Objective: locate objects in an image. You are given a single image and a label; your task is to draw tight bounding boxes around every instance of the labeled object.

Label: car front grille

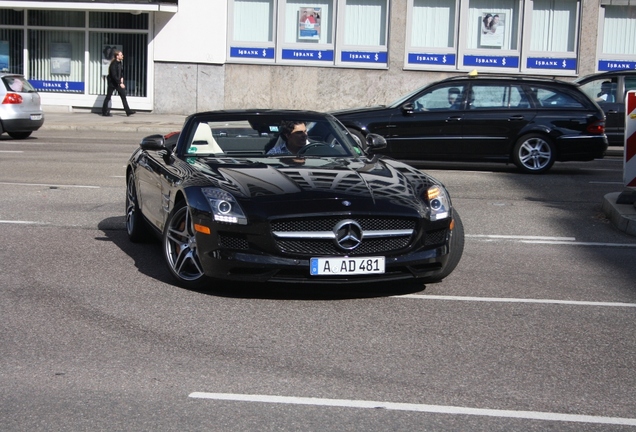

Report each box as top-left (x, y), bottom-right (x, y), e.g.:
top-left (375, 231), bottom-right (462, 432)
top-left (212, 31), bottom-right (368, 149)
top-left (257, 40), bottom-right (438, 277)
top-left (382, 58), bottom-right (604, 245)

top-left (424, 228), bottom-right (448, 246)
top-left (271, 217), bottom-right (417, 256)
top-left (271, 217), bottom-right (416, 232)
top-left (219, 234), bottom-right (249, 250)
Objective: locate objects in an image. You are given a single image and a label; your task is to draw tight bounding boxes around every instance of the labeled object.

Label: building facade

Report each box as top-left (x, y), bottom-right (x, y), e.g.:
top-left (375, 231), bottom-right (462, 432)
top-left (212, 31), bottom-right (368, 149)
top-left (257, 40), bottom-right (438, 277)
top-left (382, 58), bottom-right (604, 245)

top-left (1, 0), bottom-right (635, 114)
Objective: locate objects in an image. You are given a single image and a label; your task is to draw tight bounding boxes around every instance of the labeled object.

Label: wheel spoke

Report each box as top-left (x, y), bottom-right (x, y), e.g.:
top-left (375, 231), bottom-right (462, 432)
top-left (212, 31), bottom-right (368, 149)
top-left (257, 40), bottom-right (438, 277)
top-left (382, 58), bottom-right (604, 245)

top-left (165, 206), bottom-right (204, 282)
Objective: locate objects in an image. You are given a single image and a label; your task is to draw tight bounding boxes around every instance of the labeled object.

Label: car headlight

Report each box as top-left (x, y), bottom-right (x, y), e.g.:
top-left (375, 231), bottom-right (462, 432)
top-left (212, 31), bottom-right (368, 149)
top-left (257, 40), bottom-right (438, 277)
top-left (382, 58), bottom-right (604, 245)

top-left (427, 185), bottom-right (450, 221)
top-left (202, 188), bottom-right (247, 225)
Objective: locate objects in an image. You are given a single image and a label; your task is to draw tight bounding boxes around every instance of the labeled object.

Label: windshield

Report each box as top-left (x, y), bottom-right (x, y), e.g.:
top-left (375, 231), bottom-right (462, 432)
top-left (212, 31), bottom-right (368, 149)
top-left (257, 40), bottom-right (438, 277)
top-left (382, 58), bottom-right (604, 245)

top-left (183, 115), bottom-right (360, 158)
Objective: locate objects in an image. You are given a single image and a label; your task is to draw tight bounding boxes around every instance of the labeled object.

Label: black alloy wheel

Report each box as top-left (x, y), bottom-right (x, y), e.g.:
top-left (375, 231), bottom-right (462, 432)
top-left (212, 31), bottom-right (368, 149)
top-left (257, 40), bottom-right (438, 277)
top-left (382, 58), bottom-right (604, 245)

top-left (163, 202), bottom-right (209, 288)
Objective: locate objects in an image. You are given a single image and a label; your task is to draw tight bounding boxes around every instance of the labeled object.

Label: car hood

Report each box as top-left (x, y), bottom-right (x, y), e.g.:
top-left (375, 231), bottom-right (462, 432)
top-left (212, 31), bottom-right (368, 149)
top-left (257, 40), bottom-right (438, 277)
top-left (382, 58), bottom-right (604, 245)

top-left (188, 156), bottom-right (439, 215)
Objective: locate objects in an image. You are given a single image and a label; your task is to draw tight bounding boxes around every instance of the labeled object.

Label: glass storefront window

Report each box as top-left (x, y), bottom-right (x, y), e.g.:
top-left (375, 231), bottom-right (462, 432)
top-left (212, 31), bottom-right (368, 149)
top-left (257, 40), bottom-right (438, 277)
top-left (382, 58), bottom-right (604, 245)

top-left (28, 30), bottom-right (85, 91)
top-left (602, 6), bottom-right (636, 56)
top-left (0, 9), bottom-right (24, 26)
top-left (232, 0), bottom-right (274, 42)
top-left (283, 0), bottom-right (333, 44)
top-left (410, 0), bottom-right (457, 49)
top-left (466, 0), bottom-right (519, 51)
top-left (1, 9), bottom-right (25, 73)
top-left (89, 12), bottom-right (149, 30)
top-left (530, 0), bottom-right (577, 53)
top-left (0, 29), bottom-right (23, 73)
top-left (344, 0), bottom-right (387, 46)
top-left (89, 32), bottom-right (148, 97)
top-left (28, 10), bottom-right (85, 27)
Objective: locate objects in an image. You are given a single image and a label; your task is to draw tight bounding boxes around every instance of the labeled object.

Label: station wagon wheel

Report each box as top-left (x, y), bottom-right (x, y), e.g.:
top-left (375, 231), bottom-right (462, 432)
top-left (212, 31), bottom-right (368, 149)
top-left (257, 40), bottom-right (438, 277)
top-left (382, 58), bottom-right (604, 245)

top-left (8, 131), bottom-right (32, 139)
top-left (163, 202), bottom-right (209, 288)
top-left (126, 172), bottom-right (150, 242)
top-left (512, 134), bottom-right (555, 174)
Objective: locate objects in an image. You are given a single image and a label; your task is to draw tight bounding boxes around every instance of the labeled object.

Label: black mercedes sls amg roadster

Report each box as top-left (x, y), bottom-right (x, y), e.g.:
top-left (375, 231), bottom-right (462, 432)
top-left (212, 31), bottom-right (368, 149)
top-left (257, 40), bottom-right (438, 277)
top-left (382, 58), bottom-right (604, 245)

top-left (125, 109), bottom-right (464, 288)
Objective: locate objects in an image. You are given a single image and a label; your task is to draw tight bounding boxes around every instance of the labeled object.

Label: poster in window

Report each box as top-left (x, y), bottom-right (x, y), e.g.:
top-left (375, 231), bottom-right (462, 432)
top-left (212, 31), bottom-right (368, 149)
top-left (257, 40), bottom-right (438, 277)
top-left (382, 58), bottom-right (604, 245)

top-left (480, 12), bottom-right (506, 48)
top-left (298, 7), bottom-right (321, 41)
top-left (102, 44), bottom-right (123, 76)
top-left (51, 43), bottom-right (72, 75)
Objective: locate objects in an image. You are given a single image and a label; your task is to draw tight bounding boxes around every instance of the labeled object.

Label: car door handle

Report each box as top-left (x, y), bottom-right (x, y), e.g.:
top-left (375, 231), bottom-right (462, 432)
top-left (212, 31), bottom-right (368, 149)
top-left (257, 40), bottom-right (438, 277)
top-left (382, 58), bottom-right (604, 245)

top-left (445, 116), bottom-right (462, 122)
top-left (508, 115), bottom-right (525, 121)
top-left (606, 110), bottom-right (618, 114)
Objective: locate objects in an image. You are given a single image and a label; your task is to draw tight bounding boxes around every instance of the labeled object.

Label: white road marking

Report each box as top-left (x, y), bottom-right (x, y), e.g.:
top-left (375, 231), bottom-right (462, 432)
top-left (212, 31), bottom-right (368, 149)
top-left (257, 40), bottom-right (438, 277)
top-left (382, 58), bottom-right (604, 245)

top-left (520, 240), bottom-right (636, 247)
top-left (466, 234), bottom-right (636, 248)
top-left (188, 392), bottom-right (636, 426)
top-left (0, 182), bottom-right (99, 189)
top-left (394, 295), bottom-right (636, 308)
top-left (0, 220), bottom-right (48, 225)
top-left (0, 150), bottom-right (23, 153)
top-left (589, 181), bottom-right (624, 184)
top-left (467, 234), bottom-right (576, 241)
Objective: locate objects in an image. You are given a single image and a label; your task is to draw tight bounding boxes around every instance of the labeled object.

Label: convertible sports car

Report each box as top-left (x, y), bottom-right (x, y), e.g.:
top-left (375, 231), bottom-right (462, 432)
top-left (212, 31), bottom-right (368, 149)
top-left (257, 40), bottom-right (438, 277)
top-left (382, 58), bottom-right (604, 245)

top-left (125, 110), bottom-right (464, 288)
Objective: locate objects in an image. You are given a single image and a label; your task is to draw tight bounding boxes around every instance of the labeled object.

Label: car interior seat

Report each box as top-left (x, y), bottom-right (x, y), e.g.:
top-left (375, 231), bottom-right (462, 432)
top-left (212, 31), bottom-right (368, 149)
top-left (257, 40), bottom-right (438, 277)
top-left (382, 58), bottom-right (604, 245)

top-left (191, 122), bottom-right (223, 154)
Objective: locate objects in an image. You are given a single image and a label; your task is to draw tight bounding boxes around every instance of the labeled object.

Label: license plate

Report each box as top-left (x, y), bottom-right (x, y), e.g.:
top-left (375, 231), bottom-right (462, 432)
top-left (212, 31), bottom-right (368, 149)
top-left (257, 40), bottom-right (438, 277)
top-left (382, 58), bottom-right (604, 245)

top-left (30, 114), bottom-right (42, 121)
top-left (310, 256), bottom-right (385, 276)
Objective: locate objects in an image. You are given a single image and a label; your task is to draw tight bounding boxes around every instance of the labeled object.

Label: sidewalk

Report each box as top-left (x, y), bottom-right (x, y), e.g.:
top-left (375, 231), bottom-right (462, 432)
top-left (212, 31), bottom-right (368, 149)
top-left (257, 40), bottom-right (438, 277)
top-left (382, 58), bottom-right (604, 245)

top-left (41, 109), bottom-right (187, 133)
top-left (39, 109), bottom-right (635, 236)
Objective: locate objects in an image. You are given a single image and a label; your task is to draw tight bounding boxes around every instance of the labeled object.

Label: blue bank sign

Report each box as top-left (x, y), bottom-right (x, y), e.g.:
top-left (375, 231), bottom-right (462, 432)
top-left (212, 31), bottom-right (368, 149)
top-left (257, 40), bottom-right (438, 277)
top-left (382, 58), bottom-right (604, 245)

top-left (598, 60), bottom-right (636, 71)
top-left (463, 55), bottom-right (519, 68)
top-left (230, 47), bottom-right (275, 60)
top-left (30, 80), bottom-right (84, 93)
top-left (526, 57), bottom-right (577, 71)
top-left (341, 51), bottom-right (387, 64)
top-left (407, 53), bottom-right (456, 67)
top-left (281, 49), bottom-right (334, 61)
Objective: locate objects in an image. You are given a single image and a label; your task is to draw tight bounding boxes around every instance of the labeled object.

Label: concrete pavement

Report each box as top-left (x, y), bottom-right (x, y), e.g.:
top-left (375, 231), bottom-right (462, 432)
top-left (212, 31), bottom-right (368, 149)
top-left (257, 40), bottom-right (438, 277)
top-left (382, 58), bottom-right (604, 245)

top-left (41, 109), bottom-right (187, 134)
top-left (38, 108), bottom-right (635, 236)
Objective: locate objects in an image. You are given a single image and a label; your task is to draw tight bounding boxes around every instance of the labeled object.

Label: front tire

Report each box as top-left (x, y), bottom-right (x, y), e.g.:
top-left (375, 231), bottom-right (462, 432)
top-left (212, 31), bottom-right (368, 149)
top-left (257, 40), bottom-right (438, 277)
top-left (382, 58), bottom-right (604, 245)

top-left (126, 172), bottom-right (150, 242)
top-left (421, 211), bottom-right (465, 284)
top-left (163, 202), bottom-right (210, 289)
top-left (512, 134), bottom-right (555, 174)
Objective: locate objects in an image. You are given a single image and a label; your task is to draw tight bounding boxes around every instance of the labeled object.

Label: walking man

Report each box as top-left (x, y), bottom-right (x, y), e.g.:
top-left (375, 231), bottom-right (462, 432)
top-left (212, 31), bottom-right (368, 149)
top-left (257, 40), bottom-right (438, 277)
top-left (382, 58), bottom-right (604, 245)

top-left (102, 50), bottom-right (135, 117)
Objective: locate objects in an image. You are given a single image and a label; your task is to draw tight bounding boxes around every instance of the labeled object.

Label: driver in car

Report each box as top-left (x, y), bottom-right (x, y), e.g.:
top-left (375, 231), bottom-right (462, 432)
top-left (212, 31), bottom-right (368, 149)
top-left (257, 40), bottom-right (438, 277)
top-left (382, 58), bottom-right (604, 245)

top-left (266, 120), bottom-right (308, 156)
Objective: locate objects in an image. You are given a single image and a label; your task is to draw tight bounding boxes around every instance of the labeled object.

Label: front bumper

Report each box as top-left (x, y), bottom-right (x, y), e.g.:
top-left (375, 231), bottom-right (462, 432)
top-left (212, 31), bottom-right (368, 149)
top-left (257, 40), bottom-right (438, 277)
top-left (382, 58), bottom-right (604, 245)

top-left (197, 243), bottom-right (449, 284)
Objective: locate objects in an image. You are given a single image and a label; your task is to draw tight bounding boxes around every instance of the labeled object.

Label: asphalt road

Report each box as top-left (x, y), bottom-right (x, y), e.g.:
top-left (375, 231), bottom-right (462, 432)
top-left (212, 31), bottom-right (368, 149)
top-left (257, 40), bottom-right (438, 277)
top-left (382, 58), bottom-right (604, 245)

top-left (1, 130), bottom-right (636, 431)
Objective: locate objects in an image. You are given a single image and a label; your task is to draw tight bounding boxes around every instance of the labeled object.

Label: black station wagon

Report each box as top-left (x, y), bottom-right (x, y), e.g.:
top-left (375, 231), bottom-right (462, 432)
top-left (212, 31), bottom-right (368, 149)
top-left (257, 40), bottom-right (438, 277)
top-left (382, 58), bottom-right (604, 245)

top-left (333, 74), bottom-right (608, 174)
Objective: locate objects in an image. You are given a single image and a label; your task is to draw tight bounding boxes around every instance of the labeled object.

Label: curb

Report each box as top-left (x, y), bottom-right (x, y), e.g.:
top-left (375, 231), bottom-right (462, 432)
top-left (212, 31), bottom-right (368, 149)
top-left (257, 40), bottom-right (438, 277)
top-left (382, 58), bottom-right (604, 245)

top-left (602, 192), bottom-right (636, 237)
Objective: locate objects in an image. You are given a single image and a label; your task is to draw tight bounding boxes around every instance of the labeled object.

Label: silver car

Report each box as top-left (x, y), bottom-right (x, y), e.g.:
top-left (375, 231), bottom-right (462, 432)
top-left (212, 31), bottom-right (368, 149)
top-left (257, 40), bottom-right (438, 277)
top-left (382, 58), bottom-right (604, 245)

top-left (0, 74), bottom-right (44, 139)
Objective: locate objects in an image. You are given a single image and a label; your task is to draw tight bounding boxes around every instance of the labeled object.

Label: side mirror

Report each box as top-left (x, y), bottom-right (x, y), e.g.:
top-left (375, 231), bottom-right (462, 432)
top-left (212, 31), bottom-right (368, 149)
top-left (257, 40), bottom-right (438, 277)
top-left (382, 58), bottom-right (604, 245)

top-left (365, 133), bottom-right (387, 151)
top-left (401, 102), bottom-right (416, 115)
top-left (140, 134), bottom-right (167, 151)
top-left (140, 134), bottom-right (174, 164)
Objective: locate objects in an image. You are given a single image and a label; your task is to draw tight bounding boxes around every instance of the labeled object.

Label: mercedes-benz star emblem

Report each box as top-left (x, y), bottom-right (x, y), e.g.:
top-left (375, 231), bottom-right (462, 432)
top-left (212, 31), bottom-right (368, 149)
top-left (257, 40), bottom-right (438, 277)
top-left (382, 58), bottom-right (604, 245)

top-left (333, 220), bottom-right (363, 251)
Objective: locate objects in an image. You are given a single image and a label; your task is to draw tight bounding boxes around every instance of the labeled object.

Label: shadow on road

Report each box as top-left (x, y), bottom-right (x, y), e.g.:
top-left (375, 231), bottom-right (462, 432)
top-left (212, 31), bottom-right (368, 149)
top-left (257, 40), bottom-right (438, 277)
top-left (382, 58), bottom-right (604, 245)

top-left (98, 216), bottom-right (427, 301)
